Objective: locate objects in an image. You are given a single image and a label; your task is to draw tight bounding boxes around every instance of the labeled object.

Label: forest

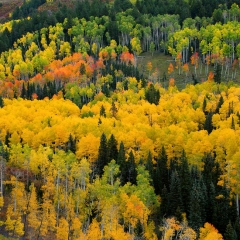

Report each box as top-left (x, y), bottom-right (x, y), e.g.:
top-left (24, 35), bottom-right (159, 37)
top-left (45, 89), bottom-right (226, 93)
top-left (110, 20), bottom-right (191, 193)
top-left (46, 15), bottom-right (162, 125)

top-left (0, 0), bottom-right (240, 239)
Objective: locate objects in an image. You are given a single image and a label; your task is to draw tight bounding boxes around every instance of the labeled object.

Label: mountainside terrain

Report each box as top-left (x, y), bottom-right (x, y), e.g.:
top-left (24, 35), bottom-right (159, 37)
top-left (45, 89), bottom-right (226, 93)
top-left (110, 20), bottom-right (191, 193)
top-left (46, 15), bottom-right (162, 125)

top-left (0, 0), bottom-right (240, 239)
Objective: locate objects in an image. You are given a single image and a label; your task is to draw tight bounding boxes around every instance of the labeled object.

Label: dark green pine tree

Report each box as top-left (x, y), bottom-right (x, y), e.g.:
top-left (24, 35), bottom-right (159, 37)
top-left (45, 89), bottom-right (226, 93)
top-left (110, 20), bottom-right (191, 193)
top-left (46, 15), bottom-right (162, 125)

top-left (231, 116), bottom-right (235, 130)
top-left (178, 150), bottom-right (191, 214)
top-left (202, 96), bottom-right (207, 114)
top-left (229, 197), bottom-right (238, 226)
top-left (110, 101), bottom-right (118, 118)
top-left (0, 95), bottom-right (4, 108)
top-left (96, 133), bottom-right (108, 177)
top-left (107, 134), bottom-right (118, 162)
top-left (189, 181), bottom-right (203, 232)
top-left (202, 153), bottom-right (220, 187)
top-left (117, 141), bottom-right (126, 185)
top-left (67, 134), bottom-right (76, 153)
top-left (21, 82), bottom-right (26, 99)
top-left (214, 63), bottom-right (222, 84)
top-left (122, 150), bottom-right (137, 185)
top-left (26, 82), bottom-right (31, 99)
top-left (5, 131), bottom-right (11, 148)
top-left (154, 146), bottom-right (169, 194)
top-left (145, 151), bottom-right (154, 185)
top-left (225, 222), bottom-right (238, 240)
top-left (145, 83), bottom-right (160, 105)
top-left (215, 184), bottom-right (231, 233)
top-left (43, 84), bottom-right (48, 98)
top-left (100, 105), bottom-right (106, 117)
top-left (233, 218), bottom-right (240, 240)
top-left (207, 182), bottom-right (217, 224)
top-left (199, 177), bottom-right (208, 224)
top-left (215, 95), bottom-right (224, 114)
top-left (204, 111), bottom-right (214, 134)
top-left (168, 170), bottom-right (183, 216)
top-left (190, 165), bottom-right (201, 181)
top-left (228, 101), bottom-right (234, 118)
top-left (80, 63), bottom-right (86, 75)
top-left (159, 185), bottom-right (169, 218)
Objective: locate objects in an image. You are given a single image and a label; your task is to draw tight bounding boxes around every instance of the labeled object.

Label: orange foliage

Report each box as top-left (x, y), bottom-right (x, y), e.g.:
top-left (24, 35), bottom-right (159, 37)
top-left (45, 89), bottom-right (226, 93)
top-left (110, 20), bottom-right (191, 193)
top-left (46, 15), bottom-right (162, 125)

top-left (207, 71), bottom-right (214, 82)
top-left (190, 52), bottom-right (199, 65)
top-left (168, 63), bottom-right (174, 74)
top-left (182, 63), bottom-right (189, 73)
top-left (119, 51), bottom-right (135, 65)
top-left (169, 78), bottom-right (175, 87)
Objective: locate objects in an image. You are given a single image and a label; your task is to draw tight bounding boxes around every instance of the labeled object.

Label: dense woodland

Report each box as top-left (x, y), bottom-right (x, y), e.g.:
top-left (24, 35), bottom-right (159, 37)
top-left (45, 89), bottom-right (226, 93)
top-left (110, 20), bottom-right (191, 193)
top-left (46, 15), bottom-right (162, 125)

top-left (0, 0), bottom-right (240, 239)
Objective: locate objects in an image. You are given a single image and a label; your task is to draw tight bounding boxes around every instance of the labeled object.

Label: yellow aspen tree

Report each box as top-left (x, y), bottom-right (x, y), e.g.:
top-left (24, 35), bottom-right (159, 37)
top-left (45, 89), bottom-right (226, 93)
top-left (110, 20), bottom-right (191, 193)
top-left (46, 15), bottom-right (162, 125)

top-left (56, 217), bottom-right (69, 240)
top-left (39, 175), bottom-right (56, 238)
top-left (199, 222), bottom-right (223, 240)
top-left (27, 184), bottom-right (40, 237)
top-left (86, 219), bottom-right (101, 240)
top-left (71, 217), bottom-right (85, 240)
top-left (5, 207), bottom-right (24, 237)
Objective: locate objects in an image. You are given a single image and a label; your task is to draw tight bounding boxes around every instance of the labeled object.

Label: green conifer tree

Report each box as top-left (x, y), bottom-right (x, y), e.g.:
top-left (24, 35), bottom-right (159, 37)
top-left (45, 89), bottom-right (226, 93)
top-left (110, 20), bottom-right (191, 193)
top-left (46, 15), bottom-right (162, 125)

top-left (154, 146), bottom-right (169, 194)
top-left (225, 222), bottom-right (237, 240)
top-left (168, 170), bottom-right (183, 216)
top-left (96, 133), bottom-right (108, 177)
top-left (107, 134), bottom-right (118, 162)
top-left (179, 150), bottom-right (191, 214)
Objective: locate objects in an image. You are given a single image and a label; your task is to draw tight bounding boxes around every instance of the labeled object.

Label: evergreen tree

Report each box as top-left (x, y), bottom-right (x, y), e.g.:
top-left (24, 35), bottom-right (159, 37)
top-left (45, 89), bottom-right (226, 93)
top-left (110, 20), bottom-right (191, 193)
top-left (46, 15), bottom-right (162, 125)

top-left (21, 83), bottom-right (26, 99)
top-left (110, 101), bottom-right (118, 118)
top-left (232, 116), bottom-right (235, 130)
top-left (100, 105), bottom-right (106, 117)
top-left (0, 96), bottom-right (3, 108)
top-left (207, 182), bottom-right (217, 224)
top-left (107, 134), bottom-right (118, 162)
top-left (67, 134), bottom-right (76, 153)
top-left (145, 151), bottom-right (154, 185)
top-left (179, 151), bottom-right (191, 214)
top-left (168, 170), bottom-right (183, 216)
top-left (122, 150), bottom-right (137, 185)
top-left (159, 185), bottom-right (169, 217)
top-left (215, 95), bottom-right (224, 114)
top-left (117, 141), bottom-right (126, 184)
top-left (215, 184), bottom-right (231, 233)
top-left (189, 181), bottom-right (203, 232)
top-left (145, 83), bottom-right (160, 105)
top-left (154, 146), bottom-right (169, 194)
top-left (202, 96), bottom-right (207, 113)
top-left (214, 63), bottom-right (222, 84)
top-left (204, 111), bottom-right (214, 134)
top-left (96, 133), bottom-right (108, 177)
top-left (225, 222), bottom-right (238, 240)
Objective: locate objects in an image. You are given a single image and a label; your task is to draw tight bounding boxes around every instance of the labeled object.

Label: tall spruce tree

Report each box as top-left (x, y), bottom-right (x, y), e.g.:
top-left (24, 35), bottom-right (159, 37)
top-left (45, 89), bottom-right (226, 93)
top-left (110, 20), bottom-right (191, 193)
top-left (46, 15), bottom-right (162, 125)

top-left (96, 133), bottom-right (108, 177)
top-left (159, 185), bottom-right (169, 218)
top-left (122, 150), bottom-right (137, 185)
top-left (117, 141), bottom-right (126, 185)
top-left (225, 222), bottom-right (238, 240)
top-left (168, 170), bottom-right (183, 216)
top-left (107, 134), bottom-right (118, 162)
top-left (215, 184), bottom-right (231, 234)
top-left (145, 151), bottom-right (154, 185)
top-left (179, 150), bottom-right (191, 214)
top-left (189, 181), bottom-right (203, 232)
top-left (154, 146), bottom-right (169, 194)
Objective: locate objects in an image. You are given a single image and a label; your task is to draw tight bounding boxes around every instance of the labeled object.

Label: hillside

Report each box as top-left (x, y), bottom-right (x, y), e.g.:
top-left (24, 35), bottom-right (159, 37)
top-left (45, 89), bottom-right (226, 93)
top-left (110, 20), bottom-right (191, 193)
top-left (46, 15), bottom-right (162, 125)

top-left (0, 0), bottom-right (23, 21)
top-left (0, 0), bottom-right (240, 239)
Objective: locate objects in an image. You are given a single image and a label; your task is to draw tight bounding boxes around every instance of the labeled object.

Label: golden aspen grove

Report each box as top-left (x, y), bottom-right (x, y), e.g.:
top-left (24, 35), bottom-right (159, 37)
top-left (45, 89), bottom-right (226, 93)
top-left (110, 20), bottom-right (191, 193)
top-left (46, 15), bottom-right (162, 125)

top-left (1, 0), bottom-right (240, 239)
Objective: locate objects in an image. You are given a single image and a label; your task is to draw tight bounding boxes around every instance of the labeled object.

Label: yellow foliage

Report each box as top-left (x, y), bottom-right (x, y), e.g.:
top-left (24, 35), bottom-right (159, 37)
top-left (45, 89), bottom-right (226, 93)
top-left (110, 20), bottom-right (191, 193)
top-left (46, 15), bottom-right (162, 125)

top-left (199, 222), bottom-right (223, 240)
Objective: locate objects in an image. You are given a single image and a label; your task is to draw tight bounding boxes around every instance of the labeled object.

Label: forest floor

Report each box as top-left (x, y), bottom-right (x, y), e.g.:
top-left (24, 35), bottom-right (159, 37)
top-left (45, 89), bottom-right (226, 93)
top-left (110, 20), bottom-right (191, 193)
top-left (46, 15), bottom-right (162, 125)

top-left (138, 51), bottom-right (240, 90)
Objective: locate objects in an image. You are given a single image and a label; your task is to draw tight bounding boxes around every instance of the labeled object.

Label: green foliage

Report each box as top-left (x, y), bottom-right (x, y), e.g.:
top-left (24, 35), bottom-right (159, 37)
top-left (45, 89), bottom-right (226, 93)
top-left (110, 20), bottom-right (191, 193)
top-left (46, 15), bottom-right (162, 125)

top-left (145, 83), bottom-right (160, 105)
